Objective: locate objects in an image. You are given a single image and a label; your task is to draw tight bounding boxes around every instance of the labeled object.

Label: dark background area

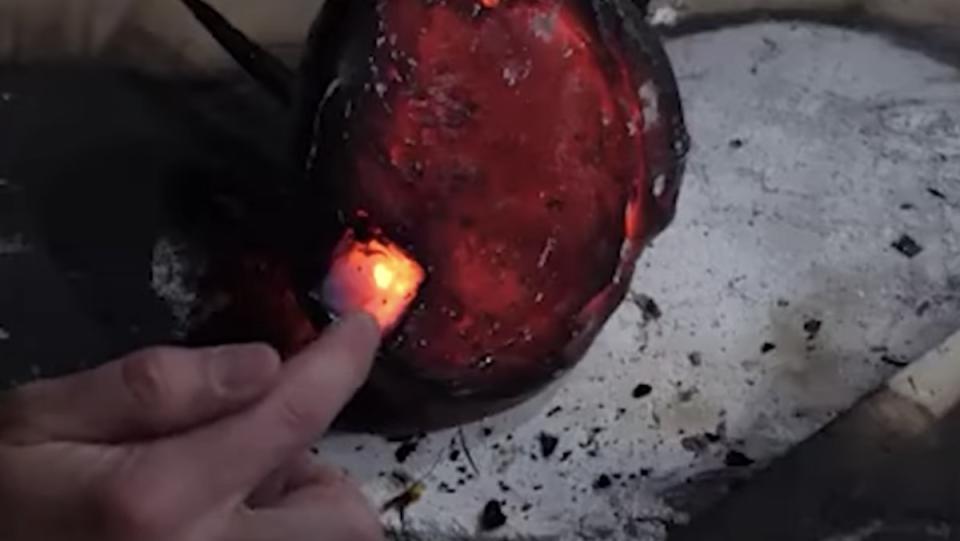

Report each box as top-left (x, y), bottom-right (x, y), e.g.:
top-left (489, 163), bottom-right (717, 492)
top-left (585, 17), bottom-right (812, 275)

top-left (0, 65), bottom-right (288, 386)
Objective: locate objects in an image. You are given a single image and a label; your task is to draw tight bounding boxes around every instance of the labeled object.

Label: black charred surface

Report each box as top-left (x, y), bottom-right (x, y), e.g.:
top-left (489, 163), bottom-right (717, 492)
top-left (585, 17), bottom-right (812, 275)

top-left (892, 234), bottom-right (924, 259)
top-left (480, 500), bottom-right (508, 531)
top-left (538, 432), bottom-right (560, 458)
top-left (292, 0), bottom-right (688, 432)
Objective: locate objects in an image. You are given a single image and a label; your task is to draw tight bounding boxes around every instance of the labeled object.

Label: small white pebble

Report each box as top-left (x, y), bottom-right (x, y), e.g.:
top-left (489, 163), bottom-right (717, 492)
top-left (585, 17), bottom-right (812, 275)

top-left (649, 6), bottom-right (679, 27)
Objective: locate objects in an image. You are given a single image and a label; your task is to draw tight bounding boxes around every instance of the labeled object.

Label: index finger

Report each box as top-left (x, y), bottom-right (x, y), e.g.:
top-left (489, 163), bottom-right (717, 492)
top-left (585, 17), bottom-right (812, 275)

top-left (126, 312), bottom-right (380, 519)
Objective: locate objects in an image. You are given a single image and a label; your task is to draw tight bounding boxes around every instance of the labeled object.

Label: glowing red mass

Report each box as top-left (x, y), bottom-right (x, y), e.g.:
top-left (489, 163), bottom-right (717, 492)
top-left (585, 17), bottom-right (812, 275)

top-left (364, 2), bottom-right (646, 383)
top-left (194, 0), bottom-right (687, 432)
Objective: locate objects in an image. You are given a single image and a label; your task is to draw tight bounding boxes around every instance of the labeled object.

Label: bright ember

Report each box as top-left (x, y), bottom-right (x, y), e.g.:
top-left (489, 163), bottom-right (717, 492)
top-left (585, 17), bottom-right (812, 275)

top-left (320, 231), bottom-right (426, 331)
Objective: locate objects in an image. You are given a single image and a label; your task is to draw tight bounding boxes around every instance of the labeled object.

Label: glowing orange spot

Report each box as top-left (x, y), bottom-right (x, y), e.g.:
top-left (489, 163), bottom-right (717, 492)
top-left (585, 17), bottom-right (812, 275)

top-left (321, 231), bottom-right (426, 331)
top-left (373, 263), bottom-right (396, 290)
top-left (481, 0), bottom-right (499, 7)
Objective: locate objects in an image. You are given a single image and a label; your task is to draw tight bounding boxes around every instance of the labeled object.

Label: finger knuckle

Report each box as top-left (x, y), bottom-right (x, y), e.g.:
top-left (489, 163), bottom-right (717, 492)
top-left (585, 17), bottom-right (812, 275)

top-left (120, 349), bottom-right (178, 411)
top-left (277, 396), bottom-right (327, 436)
top-left (0, 384), bottom-right (46, 443)
top-left (242, 343), bottom-right (282, 366)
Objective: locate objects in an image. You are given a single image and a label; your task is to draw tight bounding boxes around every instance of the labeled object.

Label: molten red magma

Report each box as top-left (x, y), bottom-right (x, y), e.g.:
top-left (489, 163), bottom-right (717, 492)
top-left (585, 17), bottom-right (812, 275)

top-left (335, 1), bottom-right (653, 390)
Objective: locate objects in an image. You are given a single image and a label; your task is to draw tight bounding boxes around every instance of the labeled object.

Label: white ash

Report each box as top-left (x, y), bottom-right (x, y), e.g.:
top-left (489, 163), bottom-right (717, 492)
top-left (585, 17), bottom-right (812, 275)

top-left (150, 236), bottom-right (207, 337)
top-left (649, 6), bottom-right (680, 27)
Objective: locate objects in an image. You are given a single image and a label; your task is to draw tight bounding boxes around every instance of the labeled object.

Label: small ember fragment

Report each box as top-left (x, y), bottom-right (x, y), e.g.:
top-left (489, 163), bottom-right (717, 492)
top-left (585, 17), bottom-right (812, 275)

top-left (394, 440), bottom-right (419, 463)
top-left (724, 450), bottom-right (755, 467)
top-left (729, 138), bottom-right (745, 149)
top-left (761, 342), bottom-right (777, 354)
top-left (632, 383), bottom-right (653, 399)
top-left (480, 500), bottom-right (508, 531)
top-left (546, 406), bottom-right (563, 418)
top-left (881, 355), bottom-right (909, 368)
top-left (634, 294), bottom-right (663, 322)
top-left (677, 387), bottom-right (698, 403)
top-left (438, 482), bottom-right (456, 494)
top-left (892, 234), bottom-right (924, 259)
top-left (680, 435), bottom-right (711, 454)
top-left (390, 470), bottom-right (413, 486)
top-left (803, 319), bottom-right (823, 339)
top-left (688, 351), bottom-right (703, 367)
top-left (593, 474), bottom-right (613, 490)
top-left (928, 187), bottom-right (947, 200)
top-left (538, 432), bottom-right (560, 458)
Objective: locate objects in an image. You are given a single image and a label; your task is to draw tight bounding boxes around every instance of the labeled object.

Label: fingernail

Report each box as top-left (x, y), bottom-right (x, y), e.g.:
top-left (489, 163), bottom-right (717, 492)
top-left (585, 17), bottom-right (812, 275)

top-left (211, 344), bottom-right (281, 396)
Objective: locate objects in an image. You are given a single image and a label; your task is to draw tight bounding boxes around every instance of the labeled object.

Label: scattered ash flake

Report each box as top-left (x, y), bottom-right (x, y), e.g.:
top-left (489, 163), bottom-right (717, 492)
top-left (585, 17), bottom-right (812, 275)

top-left (891, 234), bottom-right (924, 259)
top-left (0, 327), bottom-right (9, 341)
top-left (150, 236), bottom-right (206, 337)
top-left (648, 6), bottom-right (678, 27)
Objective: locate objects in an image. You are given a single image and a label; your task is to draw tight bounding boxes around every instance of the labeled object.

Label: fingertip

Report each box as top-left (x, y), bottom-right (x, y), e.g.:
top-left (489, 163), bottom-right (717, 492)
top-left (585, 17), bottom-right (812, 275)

top-left (270, 312), bottom-right (381, 426)
top-left (328, 311), bottom-right (382, 383)
top-left (338, 311), bottom-right (382, 345)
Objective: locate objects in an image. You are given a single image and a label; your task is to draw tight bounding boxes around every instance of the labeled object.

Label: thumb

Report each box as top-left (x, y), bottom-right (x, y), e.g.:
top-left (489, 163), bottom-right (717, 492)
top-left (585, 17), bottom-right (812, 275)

top-left (1, 344), bottom-right (281, 444)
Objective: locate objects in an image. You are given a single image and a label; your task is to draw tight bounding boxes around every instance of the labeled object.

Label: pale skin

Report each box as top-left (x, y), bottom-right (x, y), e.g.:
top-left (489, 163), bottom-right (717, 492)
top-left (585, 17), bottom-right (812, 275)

top-left (0, 313), bottom-right (385, 541)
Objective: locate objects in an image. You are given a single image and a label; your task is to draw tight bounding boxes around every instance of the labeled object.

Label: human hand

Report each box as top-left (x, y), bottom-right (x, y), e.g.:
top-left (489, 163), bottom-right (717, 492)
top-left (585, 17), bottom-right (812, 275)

top-left (0, 0), bottom-right (322, 74)
top-left (0, 313), bottom-right (384, 541)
